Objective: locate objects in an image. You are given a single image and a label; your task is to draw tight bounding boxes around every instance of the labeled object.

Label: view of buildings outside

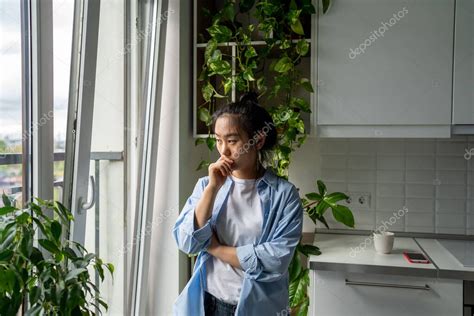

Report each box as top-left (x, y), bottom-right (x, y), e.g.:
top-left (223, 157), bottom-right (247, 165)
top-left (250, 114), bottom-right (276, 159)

top-left (0, 0), bottom-right (73, 205)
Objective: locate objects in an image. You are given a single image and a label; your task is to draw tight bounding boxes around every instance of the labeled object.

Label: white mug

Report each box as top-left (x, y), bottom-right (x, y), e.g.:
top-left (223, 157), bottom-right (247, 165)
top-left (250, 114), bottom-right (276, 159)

top-left (373, 231), bottom-right (395, 254)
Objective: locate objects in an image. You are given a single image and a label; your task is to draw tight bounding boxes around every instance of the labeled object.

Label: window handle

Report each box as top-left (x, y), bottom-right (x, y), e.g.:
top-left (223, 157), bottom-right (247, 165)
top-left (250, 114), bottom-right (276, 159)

top-left (78, 176), bottom-right (95, 213)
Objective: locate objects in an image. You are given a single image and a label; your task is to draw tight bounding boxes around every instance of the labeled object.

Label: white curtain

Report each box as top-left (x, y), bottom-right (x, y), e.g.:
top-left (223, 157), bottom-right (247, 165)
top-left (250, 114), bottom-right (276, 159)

top-left (129, 0), bottom-right (183, 314)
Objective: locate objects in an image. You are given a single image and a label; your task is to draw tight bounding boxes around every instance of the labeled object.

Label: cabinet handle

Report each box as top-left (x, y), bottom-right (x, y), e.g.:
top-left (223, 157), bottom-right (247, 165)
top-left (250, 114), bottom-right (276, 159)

top-left (345, 279), bottom-right (430, 291)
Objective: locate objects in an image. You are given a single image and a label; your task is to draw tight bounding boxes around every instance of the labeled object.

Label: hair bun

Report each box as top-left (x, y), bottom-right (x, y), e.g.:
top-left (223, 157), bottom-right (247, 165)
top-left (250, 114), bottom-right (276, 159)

top-left (239, 91), bottom-right (259, 105)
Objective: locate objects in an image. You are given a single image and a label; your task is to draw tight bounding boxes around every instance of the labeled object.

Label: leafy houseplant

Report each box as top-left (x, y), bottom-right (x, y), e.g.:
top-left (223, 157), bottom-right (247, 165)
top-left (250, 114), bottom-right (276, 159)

top-left (0, 193), bottom-right (113, 315)
top-left (194, 1), bottom-right (355, 315)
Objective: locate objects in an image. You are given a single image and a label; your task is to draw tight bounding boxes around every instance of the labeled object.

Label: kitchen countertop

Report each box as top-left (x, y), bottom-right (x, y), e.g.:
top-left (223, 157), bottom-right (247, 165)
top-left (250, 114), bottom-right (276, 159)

top-left (308, 234), bottom-right (437, 278)
top-left (416, 238), bottom-right (474, 281)
top-left (308, 233), bottom-right (474, 280)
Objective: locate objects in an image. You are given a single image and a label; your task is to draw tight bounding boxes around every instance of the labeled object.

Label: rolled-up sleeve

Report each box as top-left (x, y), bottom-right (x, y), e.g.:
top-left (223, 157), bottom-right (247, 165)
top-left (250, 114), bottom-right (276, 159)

top-left (236, 185), bottom-right (303, 282)
top-left (172, 178), bottom-right (213, 254)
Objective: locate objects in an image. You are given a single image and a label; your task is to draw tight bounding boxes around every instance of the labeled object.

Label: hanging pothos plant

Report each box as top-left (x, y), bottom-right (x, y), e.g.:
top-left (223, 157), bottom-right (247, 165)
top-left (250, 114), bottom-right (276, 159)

top-left (195, 1), bottom-right (355, 315)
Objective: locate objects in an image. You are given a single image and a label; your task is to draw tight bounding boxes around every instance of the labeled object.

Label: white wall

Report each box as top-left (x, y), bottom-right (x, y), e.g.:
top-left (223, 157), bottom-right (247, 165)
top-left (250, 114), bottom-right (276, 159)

top-left (291, 136), bottom-right (474, 235)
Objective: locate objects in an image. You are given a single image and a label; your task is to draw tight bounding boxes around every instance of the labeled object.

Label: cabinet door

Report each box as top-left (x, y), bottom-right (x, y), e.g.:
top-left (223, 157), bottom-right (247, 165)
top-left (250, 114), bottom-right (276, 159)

top-left (452, 0), bottom-right (474, 126)
top-left (310, 270), bottom-right (462, 316)
top-left (316, 0), bottom-right (454, 137)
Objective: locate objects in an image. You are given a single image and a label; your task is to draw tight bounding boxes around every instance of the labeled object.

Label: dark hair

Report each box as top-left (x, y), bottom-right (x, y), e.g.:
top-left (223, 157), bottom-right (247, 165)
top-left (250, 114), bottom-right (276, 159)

top-left (211, 91), bottom-right (278, 164)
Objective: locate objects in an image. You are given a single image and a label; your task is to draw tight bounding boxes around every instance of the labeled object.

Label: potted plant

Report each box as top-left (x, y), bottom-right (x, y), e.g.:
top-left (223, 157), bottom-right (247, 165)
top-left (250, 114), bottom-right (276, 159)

top-left (0, 193), bottom-right (113, 315)
top-left (194, 1), bottom-right (355, 315)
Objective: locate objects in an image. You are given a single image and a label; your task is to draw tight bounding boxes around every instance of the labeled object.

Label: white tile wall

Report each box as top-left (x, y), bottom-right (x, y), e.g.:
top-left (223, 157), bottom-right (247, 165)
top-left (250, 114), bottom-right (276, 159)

top-left (318, 136), bottom-right (474, 235)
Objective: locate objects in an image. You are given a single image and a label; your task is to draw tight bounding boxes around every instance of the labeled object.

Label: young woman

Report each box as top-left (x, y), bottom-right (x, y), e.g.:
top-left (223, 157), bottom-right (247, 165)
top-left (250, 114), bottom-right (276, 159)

top-left (172, 92), bottom-right (303, 316)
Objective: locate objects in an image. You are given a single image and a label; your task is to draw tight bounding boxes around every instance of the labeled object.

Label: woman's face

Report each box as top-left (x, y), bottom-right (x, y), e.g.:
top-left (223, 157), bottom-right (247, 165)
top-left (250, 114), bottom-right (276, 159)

top-left (214, 115), bottom-right (262, 173)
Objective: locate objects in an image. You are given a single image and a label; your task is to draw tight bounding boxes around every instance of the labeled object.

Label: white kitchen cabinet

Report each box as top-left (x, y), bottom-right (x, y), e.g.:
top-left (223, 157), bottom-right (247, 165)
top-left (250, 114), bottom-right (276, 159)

top-left (309, 270), bottom-right (463, 316)
top-left (452, 0), bottom-right (474, 133)
top-left (315, 0), bottom-right (455, 137)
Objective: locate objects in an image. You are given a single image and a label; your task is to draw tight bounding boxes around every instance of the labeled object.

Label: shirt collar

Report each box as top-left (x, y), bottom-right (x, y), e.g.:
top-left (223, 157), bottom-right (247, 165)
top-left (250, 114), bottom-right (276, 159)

top-left (225, 168), bottom-right (278, 191)
top-left (257, 168), bottom-right (278, 190)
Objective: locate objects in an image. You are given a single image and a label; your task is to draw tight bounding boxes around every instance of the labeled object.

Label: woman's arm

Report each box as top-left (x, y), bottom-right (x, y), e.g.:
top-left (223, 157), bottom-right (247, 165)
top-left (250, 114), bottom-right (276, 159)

top-left (236, 185), bottom-right (303, 282)
top-left (173, 178), bottom-right (215, 254)
top-left (194, 185), bottom-right (219, 229)
top-left (207, 233), bottom-right (242, 269)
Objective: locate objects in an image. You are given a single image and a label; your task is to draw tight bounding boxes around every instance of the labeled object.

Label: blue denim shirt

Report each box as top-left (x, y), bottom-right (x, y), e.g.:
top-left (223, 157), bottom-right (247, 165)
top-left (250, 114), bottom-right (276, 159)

top-left (172, 168), bottom-right (303, 315)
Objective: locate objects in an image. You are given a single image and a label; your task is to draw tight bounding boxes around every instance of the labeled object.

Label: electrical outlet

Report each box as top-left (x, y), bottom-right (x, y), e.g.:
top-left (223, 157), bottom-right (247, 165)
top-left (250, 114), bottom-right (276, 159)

top-left (346, 192), bottom-right (371, 208)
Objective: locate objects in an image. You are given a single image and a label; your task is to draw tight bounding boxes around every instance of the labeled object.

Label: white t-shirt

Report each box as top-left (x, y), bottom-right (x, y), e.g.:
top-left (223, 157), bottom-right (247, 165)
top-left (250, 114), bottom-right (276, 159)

top-left (205, 175), bottom-right (263, 305)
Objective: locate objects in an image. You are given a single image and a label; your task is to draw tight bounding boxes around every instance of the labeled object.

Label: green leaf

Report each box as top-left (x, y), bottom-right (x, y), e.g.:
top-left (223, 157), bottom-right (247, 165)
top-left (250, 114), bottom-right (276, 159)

top-left (288, 10), bottom-right (305, 35)
top-left (332, 205), bottom-right (355, 228)
top-left (317, 180), bottom-right (327, 196)
top-left (244, 46), bottom-right (257, 59)
top-left (209, 60), bottom-right (231, 75)
top-left (206, 137), bottom-right (216, 151)
top-left (293, 98), bottom-right (311, 112)
top-left (29, 286), bottom-right (40, 304)
top-left (288, 253), bottom-right (302, 281)
top-left (196, 160), bottom-right (210, 171)
top-left (0, 229), bottom-right (16, 250)
top-left (239, 0), bottom-right (255, 13)
top-left (291, 19), bottom-right (305, 35)
top-left (29, 247), bottom-right (44, 265)
top-left (202, 82), bottom-right (214, 102)
top-left (20, 231), bottom-right (33, 257)
top-left (274, 56), bottom-right (293, 73)
top-left (289, 268), bottom-right (309, 307)
top-left (242, 68), bottom-right (255, 81)
top-left (223, 77), bottom-right (232, 95)
top-left (301, 0), bottom-right (316, 14)
top-left (0, 249), bottom-right (13, 262)
top-left (205, 40), bottom-right (217, 61)
top-left (325, 192), bottom-right (349, 204)
top-left (322, 0), bottom-right (331, 14)
top-left (51, 220), bottom-right (62, 242)
top-left (198, 107), bottom-right (212, 126)
top-left (55, 201), bottom-right (73, 221)
top-left (32, 217), bottom-right (48, 238)
top-left (315, 200), bottom-right (330, 215)
top-left (38, 239), bottom-right (60, 254)
top-left (15, 212), bottom-right (30, 224)
top-left (194, 137), bottom-right (206, 146)
top-left (256, 77), bottom-right (265, 92)
top-left (65, 268), bottom-right (87, 282)
top-left (105, 263), bottom-right (115, 275)
top-left (290, 0), bottom-right (298, 10)
top-left (297, 298), bottom-right (309, 316)
top-left (300, 78), bottom-right (314, 92)
top-left (2, 193), bottom-right (11, 207)
top-left (311, 212), bottom-right (330, 229)
top-left (63, 247), bottom-right (78, 259)
top-left (98, 298), bottom-right (109, 311)
top-left (206, 24), bottom-right (232, 43)
top-left (96, 263), bottom-right (105, 282)
top-left (222, 3), bottom-right (235, 21)
top-left (298, 244), bottom-right (321, 257)
top-left (305, 192), bottom-right (321, 201)
top-left (0, 206), bottom-right (15, 216)
top-left (296, 39), bottom-right (309, 56)
top-left (208, 49), bottom-right (222, 63)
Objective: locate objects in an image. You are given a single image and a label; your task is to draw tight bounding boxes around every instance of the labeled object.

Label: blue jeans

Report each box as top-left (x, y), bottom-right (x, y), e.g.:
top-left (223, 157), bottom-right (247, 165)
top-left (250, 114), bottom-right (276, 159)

top-left (204, 291), bottom-right (237, 316)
